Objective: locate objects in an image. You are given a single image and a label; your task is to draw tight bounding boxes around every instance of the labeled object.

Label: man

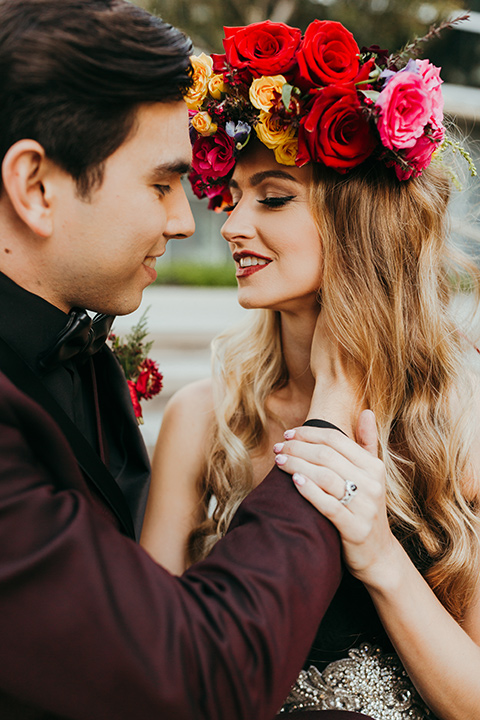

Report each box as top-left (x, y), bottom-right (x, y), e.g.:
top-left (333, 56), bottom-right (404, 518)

top-left (0, 2), bottom-right (368, 718)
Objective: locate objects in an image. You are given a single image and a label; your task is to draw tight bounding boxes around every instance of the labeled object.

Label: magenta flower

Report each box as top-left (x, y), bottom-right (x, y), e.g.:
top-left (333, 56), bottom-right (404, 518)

top-left (416, 59), bottom-right (444, 130)
top-left (376, 70), bottom-right (432, 150)
top-left (192, 128), bottom-right (236, 181)
top-left (394, 124), bottom-right (445, 181)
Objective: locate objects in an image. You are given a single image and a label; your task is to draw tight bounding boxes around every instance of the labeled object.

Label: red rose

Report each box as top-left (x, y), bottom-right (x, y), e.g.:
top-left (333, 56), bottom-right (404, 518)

top-left (188, 171), bottom-right (205, 200)
top-left (211, 53), bottom-right (228, 74)
top-left (297, 85), bottom-right (377, 172)
top-left (296, 20), bottom-right (363, 88)
top-left (223, 20), bottom-right (301, 78)
top-left (135, 358), bottom-right (163, 400)
top-left (192, 129), bottom-right (235, 181)
top-left (127, 380), bottom-right (143, 421)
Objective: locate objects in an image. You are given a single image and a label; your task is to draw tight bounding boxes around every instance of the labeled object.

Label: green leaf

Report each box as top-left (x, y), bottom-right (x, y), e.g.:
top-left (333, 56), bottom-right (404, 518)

top-left (282, 83), bottom-right (293, 111)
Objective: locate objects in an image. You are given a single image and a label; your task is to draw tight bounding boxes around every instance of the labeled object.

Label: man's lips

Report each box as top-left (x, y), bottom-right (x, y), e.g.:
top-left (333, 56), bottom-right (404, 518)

top-left (142, 255), bottom-right (160, 281)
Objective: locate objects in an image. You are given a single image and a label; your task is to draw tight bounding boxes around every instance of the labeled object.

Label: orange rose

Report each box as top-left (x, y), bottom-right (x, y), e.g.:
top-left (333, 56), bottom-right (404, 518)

top-left (191, 111), bottom-right (218, 136)
top-left (249, 75), bottom-right (286, 112)
top-left (184, 53), bottom-right (213, 110)
top-left (255, 110), bottom-right (295, 149)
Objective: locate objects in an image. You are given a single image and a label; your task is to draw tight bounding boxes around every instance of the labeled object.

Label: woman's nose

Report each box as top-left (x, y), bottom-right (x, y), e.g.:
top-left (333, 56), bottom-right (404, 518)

top-left (221, 205), bottom-right (255, 244)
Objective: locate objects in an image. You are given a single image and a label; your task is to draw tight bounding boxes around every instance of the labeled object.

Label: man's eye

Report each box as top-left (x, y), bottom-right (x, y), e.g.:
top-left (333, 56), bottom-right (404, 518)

top-left (258, 195), bottom-right (296, 208)
top-left (155, 184), bottom-right (172, 197)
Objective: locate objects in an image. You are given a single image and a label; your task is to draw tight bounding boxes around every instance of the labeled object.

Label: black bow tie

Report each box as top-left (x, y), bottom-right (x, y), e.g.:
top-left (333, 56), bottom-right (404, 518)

top-left (38, 308), bottom-right (115, 371)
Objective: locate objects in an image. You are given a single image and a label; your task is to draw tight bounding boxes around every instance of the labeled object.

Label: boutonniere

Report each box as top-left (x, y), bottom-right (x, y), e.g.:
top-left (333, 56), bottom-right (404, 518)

top-left (108, 310), bottom-right (163, 424)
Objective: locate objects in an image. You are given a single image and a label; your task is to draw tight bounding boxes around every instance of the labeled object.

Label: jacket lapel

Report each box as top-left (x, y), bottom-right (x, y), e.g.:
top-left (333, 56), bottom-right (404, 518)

top-left (0, 335), bottom-right (136, 540)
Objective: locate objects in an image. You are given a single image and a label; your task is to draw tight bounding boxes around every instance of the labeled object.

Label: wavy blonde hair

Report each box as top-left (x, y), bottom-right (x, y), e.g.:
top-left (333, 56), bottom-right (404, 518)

top-left (187, 160), bottom-right (480, 622)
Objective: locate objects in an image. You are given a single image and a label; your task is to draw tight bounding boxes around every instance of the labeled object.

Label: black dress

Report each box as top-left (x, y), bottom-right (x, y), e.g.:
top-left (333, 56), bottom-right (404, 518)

top-left (281, 572), bottom-right (438, 719)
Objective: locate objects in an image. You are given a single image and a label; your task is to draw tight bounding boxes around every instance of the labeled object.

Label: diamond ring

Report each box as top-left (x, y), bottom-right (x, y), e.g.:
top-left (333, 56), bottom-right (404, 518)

top-left (339, 479), bottom-right (358, 506)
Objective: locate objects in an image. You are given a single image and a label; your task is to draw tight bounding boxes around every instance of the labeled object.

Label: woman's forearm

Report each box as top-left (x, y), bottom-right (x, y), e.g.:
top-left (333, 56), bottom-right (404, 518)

top-left (366, 540), bottom-right (480, 720)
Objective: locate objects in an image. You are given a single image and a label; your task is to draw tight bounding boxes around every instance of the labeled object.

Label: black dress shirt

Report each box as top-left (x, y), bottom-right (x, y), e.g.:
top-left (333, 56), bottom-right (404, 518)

top-left (0, 271), bottom-right (150, 535)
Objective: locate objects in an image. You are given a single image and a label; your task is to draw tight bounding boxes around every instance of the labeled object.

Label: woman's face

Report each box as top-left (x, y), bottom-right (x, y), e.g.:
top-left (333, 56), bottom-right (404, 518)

top-left (221, 143), bottom-right (323, 313)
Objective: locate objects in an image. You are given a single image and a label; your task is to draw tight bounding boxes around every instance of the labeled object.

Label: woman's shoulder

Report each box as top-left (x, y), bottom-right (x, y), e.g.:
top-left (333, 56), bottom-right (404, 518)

top-left (162, 378), bottom-right (216, 432)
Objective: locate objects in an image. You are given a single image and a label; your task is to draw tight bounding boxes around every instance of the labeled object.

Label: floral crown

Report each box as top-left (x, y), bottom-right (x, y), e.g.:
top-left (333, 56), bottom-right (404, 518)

top-left (185, 16), bottom-right (472, 211)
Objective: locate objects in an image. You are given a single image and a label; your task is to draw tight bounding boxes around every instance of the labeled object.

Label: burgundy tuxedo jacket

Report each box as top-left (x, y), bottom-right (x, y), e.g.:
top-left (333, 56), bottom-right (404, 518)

top-left (0, 370), bottom-right (351, 719)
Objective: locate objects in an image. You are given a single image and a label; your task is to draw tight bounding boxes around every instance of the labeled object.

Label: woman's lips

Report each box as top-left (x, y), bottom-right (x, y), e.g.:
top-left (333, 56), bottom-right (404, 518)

top-left (236, 263), bottom-right (269, 278)
top-left (233, 252), bottom-right (272, 278)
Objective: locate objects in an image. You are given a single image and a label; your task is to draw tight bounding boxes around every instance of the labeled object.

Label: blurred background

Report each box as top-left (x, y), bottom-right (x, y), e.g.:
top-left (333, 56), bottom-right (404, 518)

top-left (123, 0), bottom-right (480, 452)
top-left (131, 0), bottom-right (480, 280)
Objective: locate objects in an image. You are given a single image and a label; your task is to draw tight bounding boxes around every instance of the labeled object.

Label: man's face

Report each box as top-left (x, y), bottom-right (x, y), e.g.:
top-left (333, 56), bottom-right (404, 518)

top-left (44, 101), bottom-right (194, 315)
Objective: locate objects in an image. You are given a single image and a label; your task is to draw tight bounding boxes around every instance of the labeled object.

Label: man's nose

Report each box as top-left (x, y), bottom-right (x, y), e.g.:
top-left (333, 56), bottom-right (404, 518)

top-left (165, 184), bottom-right (195, 240)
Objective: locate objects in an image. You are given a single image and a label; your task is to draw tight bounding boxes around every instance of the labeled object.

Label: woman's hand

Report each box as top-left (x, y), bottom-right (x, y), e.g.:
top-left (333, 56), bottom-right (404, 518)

top-left (273, 411), bottom-right (402, 590)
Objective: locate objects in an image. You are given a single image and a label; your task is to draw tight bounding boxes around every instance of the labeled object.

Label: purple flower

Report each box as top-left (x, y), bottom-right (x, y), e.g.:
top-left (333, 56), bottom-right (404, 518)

top-left (226, 120), bottom-right (252, 149)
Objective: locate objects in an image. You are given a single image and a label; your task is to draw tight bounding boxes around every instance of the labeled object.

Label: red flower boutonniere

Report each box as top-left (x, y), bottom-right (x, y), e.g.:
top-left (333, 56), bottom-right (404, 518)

top-left (108, 311), bottom-right (163, 424)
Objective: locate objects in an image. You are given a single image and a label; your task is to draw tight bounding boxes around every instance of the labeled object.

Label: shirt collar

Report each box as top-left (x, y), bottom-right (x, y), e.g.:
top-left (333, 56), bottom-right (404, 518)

top-left (0, 271), bottom-right (70, 372)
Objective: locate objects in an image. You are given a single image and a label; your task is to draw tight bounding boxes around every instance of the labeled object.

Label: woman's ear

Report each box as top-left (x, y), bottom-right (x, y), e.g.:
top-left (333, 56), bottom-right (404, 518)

top-left (2, 139), bottom-right (54, 237)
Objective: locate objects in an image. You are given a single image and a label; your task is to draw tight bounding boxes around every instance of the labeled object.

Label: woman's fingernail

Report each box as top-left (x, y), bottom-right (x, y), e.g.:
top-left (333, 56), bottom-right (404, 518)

top-left (284, 429), bottom-right (295, 440)
top-left (273, 442), bottom-right (284, 453)
top-left (275, 454), bottom-right (288, 466)
top-left (293, 473), bottom-right (306, 486)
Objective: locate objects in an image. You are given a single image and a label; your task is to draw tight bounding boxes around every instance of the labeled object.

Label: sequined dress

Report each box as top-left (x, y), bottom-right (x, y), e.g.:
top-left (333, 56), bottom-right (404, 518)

top-left (281, 572), bottom-right (437, 719)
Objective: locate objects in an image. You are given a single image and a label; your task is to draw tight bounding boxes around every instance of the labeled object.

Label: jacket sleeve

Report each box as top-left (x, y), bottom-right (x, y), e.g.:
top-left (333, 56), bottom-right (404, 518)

top-left (0, 376), bottom-right (341, 720)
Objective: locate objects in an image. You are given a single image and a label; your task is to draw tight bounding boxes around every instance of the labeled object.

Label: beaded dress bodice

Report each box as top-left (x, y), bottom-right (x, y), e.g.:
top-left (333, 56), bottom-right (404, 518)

top-left (281, 572), bottom-right (437, 719)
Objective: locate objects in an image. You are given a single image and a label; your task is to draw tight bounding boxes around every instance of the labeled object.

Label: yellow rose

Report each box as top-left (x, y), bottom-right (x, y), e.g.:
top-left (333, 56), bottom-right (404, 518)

top-left (208, 74), bottom-right (227, 100)
top-left (274, 137), bottom-right (298, 166)
top-left (191, 111), bottom-right (218, 137)
top-left (184, 53), bottom-right (213, 110)
top-left (249, 75), bottom-right (286, 112)
top-left (255, 111), bottom-right (296, 149)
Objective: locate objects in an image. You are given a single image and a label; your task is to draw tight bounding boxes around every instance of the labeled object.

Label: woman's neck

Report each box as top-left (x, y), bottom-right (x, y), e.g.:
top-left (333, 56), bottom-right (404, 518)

top-left (279, 307), bottom-right (319, 400)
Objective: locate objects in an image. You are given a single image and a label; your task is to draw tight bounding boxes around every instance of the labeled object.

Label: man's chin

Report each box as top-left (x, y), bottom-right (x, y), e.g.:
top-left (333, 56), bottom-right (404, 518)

top-left (84, 293), bottom-right (145, 317)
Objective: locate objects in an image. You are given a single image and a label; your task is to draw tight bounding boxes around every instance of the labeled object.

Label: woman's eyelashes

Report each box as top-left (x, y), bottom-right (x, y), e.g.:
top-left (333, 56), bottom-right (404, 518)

top-left (258, 195), bottom-right (296, 208)
top-left (223, 195), bottom-right (296, 213)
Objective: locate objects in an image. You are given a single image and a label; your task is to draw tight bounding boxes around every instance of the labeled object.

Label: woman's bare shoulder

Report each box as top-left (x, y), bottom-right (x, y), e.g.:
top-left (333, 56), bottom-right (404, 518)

top-left (166, 377), bottom-right (215, 414)
top-left (161, 378), bottom-right (216, 440)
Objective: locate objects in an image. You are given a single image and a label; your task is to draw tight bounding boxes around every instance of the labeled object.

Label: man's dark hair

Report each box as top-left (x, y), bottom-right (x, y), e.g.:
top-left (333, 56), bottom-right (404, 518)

top-left (0, 0), bottom-right (193, 196)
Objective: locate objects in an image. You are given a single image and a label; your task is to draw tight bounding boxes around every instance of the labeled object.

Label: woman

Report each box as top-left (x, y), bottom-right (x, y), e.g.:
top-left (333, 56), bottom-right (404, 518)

top-left (141, 18), bottom-right (480, 719)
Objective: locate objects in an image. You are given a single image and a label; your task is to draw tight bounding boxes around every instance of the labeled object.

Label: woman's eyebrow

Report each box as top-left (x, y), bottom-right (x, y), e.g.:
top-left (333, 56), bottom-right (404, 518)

top-left (229, 170), bottom-right (300, 189)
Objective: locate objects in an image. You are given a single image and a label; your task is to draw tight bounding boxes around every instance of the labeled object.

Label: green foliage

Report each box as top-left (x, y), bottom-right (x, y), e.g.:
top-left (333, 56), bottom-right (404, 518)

top-left (154, 261), bottom-right (237, 286)
top-left (109, 310), bottom-right (154, 379)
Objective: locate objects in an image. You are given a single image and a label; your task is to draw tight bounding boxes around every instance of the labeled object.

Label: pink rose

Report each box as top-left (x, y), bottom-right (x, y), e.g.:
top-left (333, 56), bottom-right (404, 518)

top-left (416, 59), bottom-right (443, 129)
top-left (297, 84), bottom-right (376, 172)
top-left (394, 124), bottom-right (445, 180)
top-left (191, 128), bottom-right (235, 181)
top-left (376, 71), bottom-right (432, 150)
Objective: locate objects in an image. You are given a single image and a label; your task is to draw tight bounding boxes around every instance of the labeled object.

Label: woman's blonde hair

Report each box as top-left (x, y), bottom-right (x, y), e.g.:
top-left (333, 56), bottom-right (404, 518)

top-left (188, 159), bottom-right (480, 622)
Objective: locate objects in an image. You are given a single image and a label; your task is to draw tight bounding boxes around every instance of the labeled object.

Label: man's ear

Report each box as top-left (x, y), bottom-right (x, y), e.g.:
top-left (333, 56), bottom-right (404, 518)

top-left (2, 139), bottom-right (54, 237)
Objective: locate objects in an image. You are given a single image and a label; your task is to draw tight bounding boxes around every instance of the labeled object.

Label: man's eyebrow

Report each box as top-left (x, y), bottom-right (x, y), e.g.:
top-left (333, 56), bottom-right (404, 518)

top-left (229, 170), bottom-right (300, 189)
top-left (148, 160), bottom-right (192, 180)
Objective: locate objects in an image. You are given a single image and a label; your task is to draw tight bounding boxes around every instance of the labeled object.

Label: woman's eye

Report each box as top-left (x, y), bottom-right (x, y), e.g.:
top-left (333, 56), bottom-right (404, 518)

top-left (155, 184), bottom-right (172, 197)
top-left (223, 202), bottom-right (238, 213)
top-left (258, 195), bottom-right (296, 208)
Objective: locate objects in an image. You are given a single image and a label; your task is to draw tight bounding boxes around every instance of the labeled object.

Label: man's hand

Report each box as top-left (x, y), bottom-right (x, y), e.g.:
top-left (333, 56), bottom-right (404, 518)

top-left (273, 411), bottom-right (402, 590)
